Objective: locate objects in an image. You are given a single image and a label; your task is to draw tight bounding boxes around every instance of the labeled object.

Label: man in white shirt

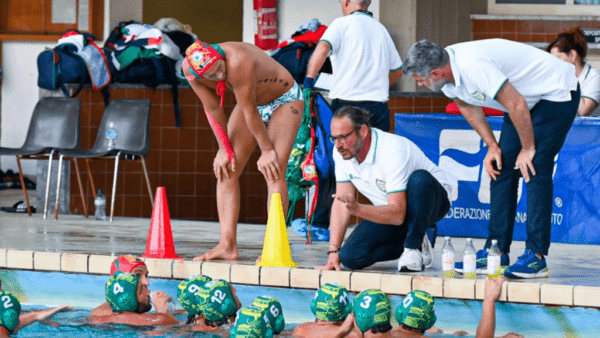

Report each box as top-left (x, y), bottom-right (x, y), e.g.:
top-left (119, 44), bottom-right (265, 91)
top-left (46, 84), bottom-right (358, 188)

top-left (316, 106), bottom-right (453, 272)
top-left (403, 39), bottom-right (580, 279)
top-left (298, 0), bottom-right (404, 241)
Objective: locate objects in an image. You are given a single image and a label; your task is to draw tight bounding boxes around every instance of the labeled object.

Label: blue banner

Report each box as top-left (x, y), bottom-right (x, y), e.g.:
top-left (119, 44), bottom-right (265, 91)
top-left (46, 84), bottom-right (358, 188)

top-left (395, 114), bottom-right (600, 245)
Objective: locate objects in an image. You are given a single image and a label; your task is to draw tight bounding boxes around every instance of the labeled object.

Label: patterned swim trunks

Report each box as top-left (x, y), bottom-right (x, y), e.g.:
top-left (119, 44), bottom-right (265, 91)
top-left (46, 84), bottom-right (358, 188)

top-left (258, 82), bottom-right (303, 123)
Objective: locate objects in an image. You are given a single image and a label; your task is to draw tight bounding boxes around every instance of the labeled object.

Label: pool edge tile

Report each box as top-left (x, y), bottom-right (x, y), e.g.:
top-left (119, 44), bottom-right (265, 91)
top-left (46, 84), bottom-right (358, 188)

top-left (33, 251), bottom-right (61, 271)
top-left (573, 286), bottom-right (600, 307)
top-left (541, 284), bottom-right (573, 306)
top-left (350, 272), bottom-right (382, 292)
top-left (412, 276), bottom-right (443, 297)
top-left (507, 281), bottom-right (540, 304)
top-left (231, 264), bottom-right (260, 285)
top-left (320, 270), bottom-right (351, 290)
top-left (143, 258), bottom-right (174, 278)
top-left (444, 278), bottom-right (476, 299)
top-left (201, 262), bottom-right (231, 282)
top-left (173, 260), bottom-right (202, 279)
top-left (88, 255), bottom-right (114, 275)
top-left (259, 267), bottom-right (291, 287)
top-left (7, 250), bottom-right (34, 270)
top-left (61, 253), bottom-right (89, 273)
top-left (290, 268), bottom-right (321, 290)
top-left (381, 274), bottom-right (412, 296)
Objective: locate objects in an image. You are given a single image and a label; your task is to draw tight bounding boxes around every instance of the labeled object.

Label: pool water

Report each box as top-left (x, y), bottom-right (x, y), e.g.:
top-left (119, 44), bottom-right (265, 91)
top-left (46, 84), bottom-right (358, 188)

top-left (2, 270), bottom-right (599, 337)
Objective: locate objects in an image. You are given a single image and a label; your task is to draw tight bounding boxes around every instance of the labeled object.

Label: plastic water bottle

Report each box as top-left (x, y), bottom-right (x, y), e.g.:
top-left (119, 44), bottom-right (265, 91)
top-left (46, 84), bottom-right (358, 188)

top-left (442, 237), bottom-right (455, 278)
top-left (106, 122), bottom-right (117, 149)
top-left (463, 238), bottom-right (477, 279)
top-left (94, 189), bottom-right (106, 220)
top-left (487, 239), bottom-right (502, 279)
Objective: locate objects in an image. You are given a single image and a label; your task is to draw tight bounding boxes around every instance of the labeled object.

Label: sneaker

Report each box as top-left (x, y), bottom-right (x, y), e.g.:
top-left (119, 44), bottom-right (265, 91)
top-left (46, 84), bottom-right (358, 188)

top-left (455, 249), bottom-right (510, 274)
top-left (398, 248), bottom-right (424, 272)
top-left (422, 235), bottom-right (434, 269)
top-left (291, 218), bottom-right (330, 242)
top-left (503, 249), bottom-right (549, 279)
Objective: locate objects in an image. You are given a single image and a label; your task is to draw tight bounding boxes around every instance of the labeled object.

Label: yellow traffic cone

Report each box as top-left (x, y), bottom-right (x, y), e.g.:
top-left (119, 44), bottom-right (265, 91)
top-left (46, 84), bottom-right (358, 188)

top-left (257, 193), bottom-right (298, 268)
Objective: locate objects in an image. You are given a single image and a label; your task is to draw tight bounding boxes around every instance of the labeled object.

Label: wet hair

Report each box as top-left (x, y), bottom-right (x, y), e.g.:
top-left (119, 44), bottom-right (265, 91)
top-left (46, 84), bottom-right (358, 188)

top-left (400, 323), bottom-right (426, 334)
top-left (370, 323), bottom-right (393, 333)
top-left (205, 314), bottom-right (237, 327)
top-left (333, 106), bottom-right (371, 129)
top-left (186, 315), bottom-right (195, 324)
top-left (403, 40), bottom-right (449, 77)
top-left (546, 27), bottom-right (587, 60)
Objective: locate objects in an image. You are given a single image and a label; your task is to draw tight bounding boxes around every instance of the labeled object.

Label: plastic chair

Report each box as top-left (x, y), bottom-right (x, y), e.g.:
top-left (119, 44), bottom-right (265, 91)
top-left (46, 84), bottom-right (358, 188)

top-left (0, 97), bottom-right (88, 218)
top-left (56, 99), bottom-right (153, 222)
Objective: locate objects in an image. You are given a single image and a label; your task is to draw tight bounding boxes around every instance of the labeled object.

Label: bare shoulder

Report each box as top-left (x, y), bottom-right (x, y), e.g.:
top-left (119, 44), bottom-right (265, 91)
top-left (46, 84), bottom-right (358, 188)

top-left (89, 302), bottom-right (112, 317)
top-left (89, 312), bottom-right (179, 326)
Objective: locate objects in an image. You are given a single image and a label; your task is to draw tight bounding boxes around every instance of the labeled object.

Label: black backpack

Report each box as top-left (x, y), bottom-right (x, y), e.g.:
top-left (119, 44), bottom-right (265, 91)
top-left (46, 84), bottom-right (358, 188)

top-left (271, 42), bottom-right (332, 84)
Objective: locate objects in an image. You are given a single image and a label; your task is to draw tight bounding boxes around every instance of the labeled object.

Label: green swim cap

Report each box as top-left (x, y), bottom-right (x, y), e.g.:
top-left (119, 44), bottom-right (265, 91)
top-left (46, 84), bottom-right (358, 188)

top-left (230, 306), bottom-right (273, 338)
top-left (352, 289), bottom-right (391, 333)
top-left (197, 279), bottom-right (238, 322)
top-left (310, 283), bottom-right (351, 322)
top-left (105, 273), bottom-right (139, 312)
top-left (177, 275), bottom-right (212, 315)
top-left (395, 290), bottom-right (436, 331)
top-left (251, 296), bottom-right (285, 334)
top-left (0, 291), bottom-right (21, 333)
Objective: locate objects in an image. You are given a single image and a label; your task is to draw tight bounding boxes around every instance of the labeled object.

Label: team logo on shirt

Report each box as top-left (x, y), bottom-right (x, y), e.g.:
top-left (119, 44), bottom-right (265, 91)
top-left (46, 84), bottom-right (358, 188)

top-left (471, 91), bottom-right (487, 101)
top-left (376, 179), bottom-right (386, 192)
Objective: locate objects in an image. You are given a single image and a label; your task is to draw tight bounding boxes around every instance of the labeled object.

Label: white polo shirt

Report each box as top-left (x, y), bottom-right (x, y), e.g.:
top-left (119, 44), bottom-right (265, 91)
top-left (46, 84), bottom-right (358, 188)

top-left (334, 128), bottom-right (454, 206)
top-left (320, 11), bottom-right (403, 102)
top-left (441, 39), bottom-right (578, 112)
top-left (579, 62), bottom-right (600, 116)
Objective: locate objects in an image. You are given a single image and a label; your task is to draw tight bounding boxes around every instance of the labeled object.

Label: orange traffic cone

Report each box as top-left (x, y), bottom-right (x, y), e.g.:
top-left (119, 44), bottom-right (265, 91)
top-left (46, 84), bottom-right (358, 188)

top-left (142, 187), bottom-right (183, 259)
top-left (257, 193), bottom-right (298, 268)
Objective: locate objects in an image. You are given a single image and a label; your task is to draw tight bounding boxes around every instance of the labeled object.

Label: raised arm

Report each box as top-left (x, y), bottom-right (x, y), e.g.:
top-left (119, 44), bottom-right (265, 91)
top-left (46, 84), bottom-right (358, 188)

top-left (454, 98), bottom-right (502, 180)
top-left (317, 181), bottom-right (356, 271)
top-left (338, 190), bottom-right (407, 226)
top-left (305, 41), bottom-right (332, 88)
top-left (476, 278), bottom-right (505, 338)
top-left (494, 81), bottom-right (536, 182)
top-left (13, 305), bottom-right (73, 334)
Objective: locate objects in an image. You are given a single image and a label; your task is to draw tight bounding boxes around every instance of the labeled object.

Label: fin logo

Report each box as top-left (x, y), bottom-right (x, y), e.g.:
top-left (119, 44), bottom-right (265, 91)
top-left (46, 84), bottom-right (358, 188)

top-left (439, 129), bottom-right (502, 204)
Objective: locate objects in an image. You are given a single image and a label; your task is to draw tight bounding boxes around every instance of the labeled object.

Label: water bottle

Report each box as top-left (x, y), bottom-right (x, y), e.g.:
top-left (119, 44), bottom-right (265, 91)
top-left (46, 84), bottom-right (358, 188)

top-left (442, 237), bottom-right (455, 278)
top-left (487, 239), bottom-right (502, 279)
top-left (94, 189), bottom-right (106, 220)
top-left (463, 238), bottom-right (477, 279)
top-left (106, 122), bottom-right (117, 149)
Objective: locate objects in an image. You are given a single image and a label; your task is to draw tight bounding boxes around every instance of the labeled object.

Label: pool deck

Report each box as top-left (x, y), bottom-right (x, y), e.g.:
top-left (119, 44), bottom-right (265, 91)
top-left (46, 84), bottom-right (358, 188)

top-left (1, 189), bottom-right (600, 309)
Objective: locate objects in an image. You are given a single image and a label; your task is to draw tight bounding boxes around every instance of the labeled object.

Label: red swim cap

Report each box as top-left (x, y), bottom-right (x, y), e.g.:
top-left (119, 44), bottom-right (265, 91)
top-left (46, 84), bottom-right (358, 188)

top-left (185, 41), bottom-right (224, 79)
top-left (110, 255), bottom-right (146, 276)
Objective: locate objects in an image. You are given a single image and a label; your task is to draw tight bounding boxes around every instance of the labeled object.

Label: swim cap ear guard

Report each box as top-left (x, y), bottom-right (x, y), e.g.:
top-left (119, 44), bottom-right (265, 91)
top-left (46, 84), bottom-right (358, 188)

top-left (395, 290), bottom-right (436, 331)
top-left (197, 280), bottom-right (238, 322)
top-left (251, 296), bottom-right (285, 334)
top-left (110, 255), bottom-right (146, 276)
top-left (352, 289), bottom-right (391, 333)
top-left (0, 291), bottom-right (21, 333)
top-left (105, 273), bottom-right (139, 312)
top-left (230, 306), bottom-right (273, 338)
top-left (310, 283), bottom-right (352, 322)
top-left (177, 275), bottom-right (212, 316)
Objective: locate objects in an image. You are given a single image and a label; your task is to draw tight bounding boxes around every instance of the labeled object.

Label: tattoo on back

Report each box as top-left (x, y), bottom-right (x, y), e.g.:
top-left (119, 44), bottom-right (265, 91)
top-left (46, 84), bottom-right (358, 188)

top-left (291, 107), bottom-right (300, 115)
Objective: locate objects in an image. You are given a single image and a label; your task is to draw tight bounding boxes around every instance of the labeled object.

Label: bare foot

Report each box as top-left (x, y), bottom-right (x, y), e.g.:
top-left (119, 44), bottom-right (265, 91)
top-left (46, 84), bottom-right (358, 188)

top-left (193, 244), bottom-right (239, 261)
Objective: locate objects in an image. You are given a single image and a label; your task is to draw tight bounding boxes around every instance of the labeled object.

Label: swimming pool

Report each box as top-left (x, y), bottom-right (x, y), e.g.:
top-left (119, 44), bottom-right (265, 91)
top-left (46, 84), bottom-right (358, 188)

top-left (1, 270), bottom-right (599, 337)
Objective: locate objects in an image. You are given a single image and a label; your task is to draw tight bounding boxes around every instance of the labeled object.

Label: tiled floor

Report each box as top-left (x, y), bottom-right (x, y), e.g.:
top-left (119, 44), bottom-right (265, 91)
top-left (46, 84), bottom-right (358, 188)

top-left (2, 188), bottom-right (600, 307)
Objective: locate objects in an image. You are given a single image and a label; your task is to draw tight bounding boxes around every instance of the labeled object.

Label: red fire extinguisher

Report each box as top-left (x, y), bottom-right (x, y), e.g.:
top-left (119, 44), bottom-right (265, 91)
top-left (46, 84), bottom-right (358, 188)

top-left (254, 0), bottom-right (278, 50)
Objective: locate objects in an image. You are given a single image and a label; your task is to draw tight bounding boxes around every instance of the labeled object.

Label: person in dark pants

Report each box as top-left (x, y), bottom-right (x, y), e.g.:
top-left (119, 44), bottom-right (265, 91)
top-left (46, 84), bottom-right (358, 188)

top-left (297, 0), bottom-right (403, 241)
top-left (316, 106), bottom-right (453, 272)
top-left (403, 39), bottom-right (580, 279)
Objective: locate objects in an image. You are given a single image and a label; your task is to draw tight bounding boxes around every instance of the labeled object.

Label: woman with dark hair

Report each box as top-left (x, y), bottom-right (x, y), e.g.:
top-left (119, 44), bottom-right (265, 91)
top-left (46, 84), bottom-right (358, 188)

top-left (547, 27), bottom-right (600, 116)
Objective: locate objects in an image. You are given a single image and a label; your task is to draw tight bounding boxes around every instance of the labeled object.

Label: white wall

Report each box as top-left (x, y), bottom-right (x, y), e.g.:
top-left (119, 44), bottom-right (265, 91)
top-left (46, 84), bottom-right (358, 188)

top-left (1, 41), bottom-right (58, 174)
top-left (243, 0), bottom-right (379, 46)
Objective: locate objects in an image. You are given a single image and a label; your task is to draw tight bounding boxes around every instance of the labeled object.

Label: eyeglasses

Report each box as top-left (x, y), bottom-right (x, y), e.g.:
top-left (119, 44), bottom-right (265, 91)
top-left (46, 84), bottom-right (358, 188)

top-left (329, 129), bottom-right (356, 144)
